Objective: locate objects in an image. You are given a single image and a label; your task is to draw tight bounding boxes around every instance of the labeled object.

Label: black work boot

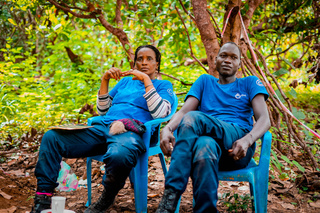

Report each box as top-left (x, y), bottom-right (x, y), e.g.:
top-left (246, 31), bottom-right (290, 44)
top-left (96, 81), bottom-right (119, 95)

top-left (84, 188), bottom-right (115, 213)
top-left (156, 188), bottom-right (180, 213)
top-left (31, 194), bottom-right (52, 213)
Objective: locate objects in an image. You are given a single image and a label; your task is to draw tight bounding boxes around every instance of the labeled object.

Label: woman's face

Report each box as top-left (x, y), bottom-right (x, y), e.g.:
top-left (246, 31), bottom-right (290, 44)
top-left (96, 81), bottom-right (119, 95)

top-left (135, 48), bottom-right (158, 79)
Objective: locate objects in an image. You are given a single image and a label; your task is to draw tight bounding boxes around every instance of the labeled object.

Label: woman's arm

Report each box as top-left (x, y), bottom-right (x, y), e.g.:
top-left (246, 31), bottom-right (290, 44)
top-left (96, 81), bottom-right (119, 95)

top-left (123, 69), bottom-right (173, 119)
top-left (144, 88), bottom-right (172, 119)
top-left (97, 68), bottom-right (123, 115)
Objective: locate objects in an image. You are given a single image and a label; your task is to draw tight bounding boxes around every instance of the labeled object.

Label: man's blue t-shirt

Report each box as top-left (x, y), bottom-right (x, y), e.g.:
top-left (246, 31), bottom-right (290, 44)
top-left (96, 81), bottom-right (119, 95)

top-left (102, 77), bottom-right (174, 124)
top-left (185, 74), bottom-right (269, 130)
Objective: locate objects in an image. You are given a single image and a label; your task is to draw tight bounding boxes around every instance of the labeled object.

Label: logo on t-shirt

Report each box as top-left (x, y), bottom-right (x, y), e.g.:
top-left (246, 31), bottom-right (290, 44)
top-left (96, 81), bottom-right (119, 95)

top-left (256, 79), bottom-right (264, 86)
top-left (235, 93), bottom-right (247, 99)
top-left (167, 88), bottom-right (173, 96)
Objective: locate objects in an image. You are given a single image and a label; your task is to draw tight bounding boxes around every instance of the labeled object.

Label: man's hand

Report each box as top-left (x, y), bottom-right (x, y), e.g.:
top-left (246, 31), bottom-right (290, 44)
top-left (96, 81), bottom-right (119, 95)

top-left (103, 67), bottom-right (123, 81)
top-left (160, 127), bottom-right (176, 156)
top-left (228, 135), bottom-right (252, 161)
top-left (122, 69), bottom-right (149, 82)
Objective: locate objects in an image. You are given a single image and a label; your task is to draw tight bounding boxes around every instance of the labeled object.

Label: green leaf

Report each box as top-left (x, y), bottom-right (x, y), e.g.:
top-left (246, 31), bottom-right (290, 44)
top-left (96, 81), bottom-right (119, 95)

top-left (292, 160), bottom-right (306, 173)
top-left (280, 155), bottom-right (292, 165)
top-left (274, 89), bottom-right (285, 103)
top-left (158, 39), bottom-right (164, 47)
top-left (287, 88), bottom-right (297, 99)
top-left (59, 33), bottom-right (69, 41)
top-left (8, 18), bottom-right (16, 26)
top-left (292, 107), bottom-right (306, 119)
top-left (272, 68), bottom-right (289, 77)
top-left (281, 57), bottom-right (296, 69)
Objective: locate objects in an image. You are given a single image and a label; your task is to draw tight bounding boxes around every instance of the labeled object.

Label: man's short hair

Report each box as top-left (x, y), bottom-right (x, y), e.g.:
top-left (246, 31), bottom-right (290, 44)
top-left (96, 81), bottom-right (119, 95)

top-left (219, 42), bottom-right (241, 58)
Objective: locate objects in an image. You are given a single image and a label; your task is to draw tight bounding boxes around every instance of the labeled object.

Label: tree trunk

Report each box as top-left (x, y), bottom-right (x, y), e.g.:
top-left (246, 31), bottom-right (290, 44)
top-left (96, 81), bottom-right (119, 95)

top-left (191, 0), bottom-right (220, 77)
top-left (222, 0), bottom-right (242, 45)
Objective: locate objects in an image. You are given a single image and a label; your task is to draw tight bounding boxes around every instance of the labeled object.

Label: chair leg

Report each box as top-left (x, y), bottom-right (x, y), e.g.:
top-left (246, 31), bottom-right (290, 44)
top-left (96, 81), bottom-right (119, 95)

top-left (249, 182), bottom-right (255, 212)
top-left (86, 157), bottom-right (92, 207)
top-left (129, 169), bottom-right (135, 186)
top-left (174, 197), bottom-right (182, 213)
top-left (252, 175), bottom-right (268, 213)
top-left (133, 153), bottom-right (148, 213)
top-left (158, 153), bottom-right (168, 176)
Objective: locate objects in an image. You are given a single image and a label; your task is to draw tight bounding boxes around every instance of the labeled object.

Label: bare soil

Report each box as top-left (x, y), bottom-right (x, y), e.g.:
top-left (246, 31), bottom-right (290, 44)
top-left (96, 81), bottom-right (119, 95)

top-left (1, 149), bottom-right (320, 213)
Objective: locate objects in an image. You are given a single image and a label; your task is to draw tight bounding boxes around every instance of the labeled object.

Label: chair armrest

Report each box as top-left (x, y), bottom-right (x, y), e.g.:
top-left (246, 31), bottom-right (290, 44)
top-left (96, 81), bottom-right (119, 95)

top-left (87, 116), bottom-right (103, 126)
top-left (258, 131), bottom-right (272, 166)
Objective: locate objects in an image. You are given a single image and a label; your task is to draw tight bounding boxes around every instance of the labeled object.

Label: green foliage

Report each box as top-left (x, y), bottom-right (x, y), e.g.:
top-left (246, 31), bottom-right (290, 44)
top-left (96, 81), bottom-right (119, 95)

top-left (221, 192), bottom-right (253, 212)
top-left (0, 0), bottom-right (319, 157)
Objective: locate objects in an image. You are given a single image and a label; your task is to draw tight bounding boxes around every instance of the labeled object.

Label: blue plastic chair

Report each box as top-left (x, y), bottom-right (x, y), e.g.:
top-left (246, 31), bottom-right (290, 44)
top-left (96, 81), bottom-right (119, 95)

top-left (86, 93), bottom-right (178, 213)
top-left (175, 131), bottom-right (272, 213)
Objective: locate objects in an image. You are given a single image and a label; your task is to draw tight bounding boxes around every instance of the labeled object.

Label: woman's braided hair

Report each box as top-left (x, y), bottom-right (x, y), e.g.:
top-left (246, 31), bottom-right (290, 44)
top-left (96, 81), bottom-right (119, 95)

top-left (134, 45), bottom-right (161, 72)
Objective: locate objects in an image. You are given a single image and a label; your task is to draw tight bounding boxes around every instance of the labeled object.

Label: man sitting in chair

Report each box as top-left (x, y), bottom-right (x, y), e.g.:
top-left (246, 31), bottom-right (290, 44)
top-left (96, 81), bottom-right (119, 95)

top-left (157, 42), bottom-right (270, 213)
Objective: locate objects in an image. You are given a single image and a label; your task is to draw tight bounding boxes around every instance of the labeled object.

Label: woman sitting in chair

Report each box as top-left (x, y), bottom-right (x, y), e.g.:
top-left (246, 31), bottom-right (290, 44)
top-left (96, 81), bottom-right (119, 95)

top-left (31, 45), bottom-right (175, 213)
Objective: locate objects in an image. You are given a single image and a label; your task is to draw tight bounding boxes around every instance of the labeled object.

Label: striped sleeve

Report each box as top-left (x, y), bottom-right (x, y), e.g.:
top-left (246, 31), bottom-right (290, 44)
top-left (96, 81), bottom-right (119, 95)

top-left (96, 92), bottom-right (113, 115)
top-left (143, 88), bottom-right (171, 119)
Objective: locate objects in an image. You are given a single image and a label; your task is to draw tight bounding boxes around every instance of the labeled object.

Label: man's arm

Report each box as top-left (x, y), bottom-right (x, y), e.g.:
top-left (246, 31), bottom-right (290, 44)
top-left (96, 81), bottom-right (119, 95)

top-left (229, 94), bottom-right (271, 160)
top-left (160, 96), bottom-right (199, 156)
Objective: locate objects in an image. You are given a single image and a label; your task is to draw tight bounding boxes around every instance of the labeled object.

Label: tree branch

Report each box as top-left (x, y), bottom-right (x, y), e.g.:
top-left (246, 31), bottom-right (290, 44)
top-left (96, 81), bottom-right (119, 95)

top-left (175, 6), bottom-right (208, 72)
top-left (242, 0), bottom-right (265, 29)
top-left (97, 15), bottom-right (134, 61)
top-left (47, 0), bottom-right (96, 19)
top-left (191, 0), bottom-right (220, 76)
top-left (206, 8), bottom-right (221, 37)
top-left (65, 47), bottom-right (84, 64)
top-left (178, 0), bottom-right (195, 21)
top-left (115, 0), bottom-right (123, 28)
top-left (158, 72), bottom-right (193, 86)
top-left (48, 0), bottom-right (134, 62)
top-left (266, 36), bottom-right (311, 59)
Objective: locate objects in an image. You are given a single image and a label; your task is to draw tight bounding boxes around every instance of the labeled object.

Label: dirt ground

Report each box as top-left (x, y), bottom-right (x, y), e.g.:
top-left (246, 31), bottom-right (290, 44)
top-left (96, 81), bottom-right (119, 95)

top-left (1, 149), bottom-right (320, 213)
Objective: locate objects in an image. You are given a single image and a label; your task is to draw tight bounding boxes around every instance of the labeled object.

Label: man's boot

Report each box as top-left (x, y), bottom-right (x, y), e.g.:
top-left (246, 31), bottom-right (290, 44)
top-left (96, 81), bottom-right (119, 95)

top-left (156, 188), bottom-right (180, 213)
top-left (31, 193), bottom-right (52, 213)
top-left (84, 188), bottom-right (115, 213)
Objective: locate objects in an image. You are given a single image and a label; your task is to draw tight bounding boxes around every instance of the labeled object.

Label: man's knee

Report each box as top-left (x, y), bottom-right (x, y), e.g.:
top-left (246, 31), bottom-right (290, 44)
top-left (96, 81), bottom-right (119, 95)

top-left (180, 111), bottom-right (203, 126)
top-left (193, 136), bottom-right (221, 163)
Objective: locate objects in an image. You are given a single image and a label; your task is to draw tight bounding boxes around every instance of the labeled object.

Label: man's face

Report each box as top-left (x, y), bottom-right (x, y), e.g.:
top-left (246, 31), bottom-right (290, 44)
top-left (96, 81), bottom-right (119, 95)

top-left (215, 43), bottom-right (241, 77)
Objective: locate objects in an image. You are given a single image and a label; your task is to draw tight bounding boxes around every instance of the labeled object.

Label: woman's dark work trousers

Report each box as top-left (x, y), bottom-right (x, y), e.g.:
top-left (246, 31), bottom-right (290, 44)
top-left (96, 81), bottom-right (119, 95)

top-left (165, 111), bottom-right (255, 213)
top-left (35, 123), bottom-right (146, 197)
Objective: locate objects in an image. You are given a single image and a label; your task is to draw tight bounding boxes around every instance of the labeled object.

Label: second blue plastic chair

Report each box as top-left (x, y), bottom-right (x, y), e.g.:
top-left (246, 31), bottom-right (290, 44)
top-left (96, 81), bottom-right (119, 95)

top-left (175, 131), bottom-right (272, 213)
top-left (86, 93), bottom-right (178, 213)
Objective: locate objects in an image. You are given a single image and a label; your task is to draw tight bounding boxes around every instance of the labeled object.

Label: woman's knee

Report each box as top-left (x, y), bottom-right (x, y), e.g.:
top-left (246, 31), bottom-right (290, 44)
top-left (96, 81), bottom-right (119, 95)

top-left (40, 130), bottom-right (58, 148)
top-left (104, 146), bottom-right (137, 169)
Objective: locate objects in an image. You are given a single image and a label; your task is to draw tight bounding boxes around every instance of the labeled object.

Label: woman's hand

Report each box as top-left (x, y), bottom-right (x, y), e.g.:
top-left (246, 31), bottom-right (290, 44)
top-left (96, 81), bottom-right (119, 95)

top-left (122, 69), bottom-right (150, 83)
top-left (103, 67), bottom-right (123, 81)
